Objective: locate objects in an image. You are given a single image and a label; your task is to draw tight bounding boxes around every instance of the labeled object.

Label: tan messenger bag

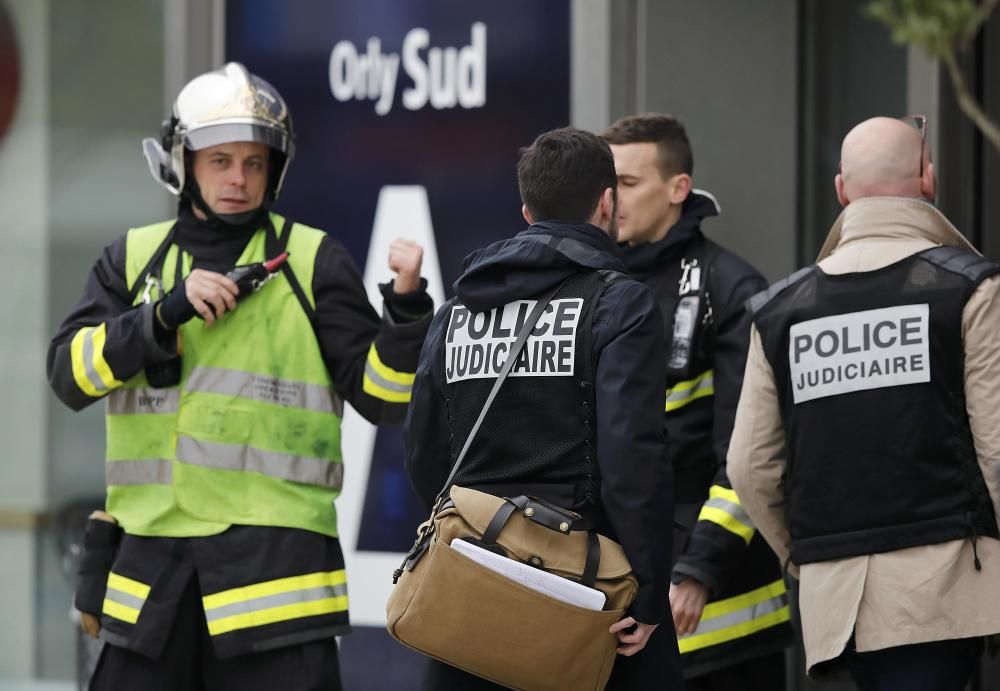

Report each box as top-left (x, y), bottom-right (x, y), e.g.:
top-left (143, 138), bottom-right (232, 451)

top-left (386, 282), bottom-right (638, 690)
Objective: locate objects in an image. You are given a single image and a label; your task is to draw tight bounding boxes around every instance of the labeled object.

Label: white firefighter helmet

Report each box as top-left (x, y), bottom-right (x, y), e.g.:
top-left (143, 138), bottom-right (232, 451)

top-left (142, 62), bottom-right (294, 201)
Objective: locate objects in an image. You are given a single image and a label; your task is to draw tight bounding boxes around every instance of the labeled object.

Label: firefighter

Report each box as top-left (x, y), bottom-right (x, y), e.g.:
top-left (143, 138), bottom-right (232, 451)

top-left (47, 62), bottom-right (433, 689)
top-left (603, 114), bottom-right (793, 689)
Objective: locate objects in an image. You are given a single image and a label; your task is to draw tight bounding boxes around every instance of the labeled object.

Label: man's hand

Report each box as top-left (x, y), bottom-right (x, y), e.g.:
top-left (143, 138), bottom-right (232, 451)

top-left (669, 578), bottom-right (709, 635)
top-left (80, 612), bottom-right (101, 638)
top-left (609, 617), bottom-right (658, 656)
top-left (388, 239), bottom-right (424, 294)
top-left (185, 269), bottom-right (240, 324)
top-left (78, 510), bottom-right (117, 639)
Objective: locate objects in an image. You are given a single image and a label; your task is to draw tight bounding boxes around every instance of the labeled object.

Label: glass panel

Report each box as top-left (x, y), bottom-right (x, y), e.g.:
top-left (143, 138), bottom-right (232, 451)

top-left (798, 0), bottom-right (908, 262)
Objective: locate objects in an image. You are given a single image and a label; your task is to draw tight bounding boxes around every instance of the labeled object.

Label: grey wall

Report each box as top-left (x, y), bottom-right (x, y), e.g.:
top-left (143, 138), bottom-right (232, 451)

top-left (571, 0), bottom-right (800, 281)
top-left (638, 0), bottom-right (800, 281)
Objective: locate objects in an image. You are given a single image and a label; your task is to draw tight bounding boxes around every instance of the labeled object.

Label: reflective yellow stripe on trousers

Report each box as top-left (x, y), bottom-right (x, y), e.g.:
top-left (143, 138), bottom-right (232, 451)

top-left (678, 579), bottom-right (790, 654)
top-left (202, 570), bottom-right (349, 636)
top-left (665, 370), bottom-right (714, 412)
top-left (102, 572), bottom-right (152, 624)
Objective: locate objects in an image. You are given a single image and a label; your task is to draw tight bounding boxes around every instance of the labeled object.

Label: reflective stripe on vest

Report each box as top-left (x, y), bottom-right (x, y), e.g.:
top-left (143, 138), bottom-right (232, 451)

top-left (71, 324), bottom-right (122, 397)
top-left (176, 436), bottom-right (344, 490)
top-left (665, 369), bottom-right (714, 412)
top-left (202, 570), bottom-right (349, 636)
top-left (106, 388), bottom-right (180, 415)
top-left (678, 579), bottom-right (790, 654)
top-left (102, 572), bottom-right (151, 625)
top-left (697, 485), bottom-right (756, 543)
top-left (106, 458), bottom-right (172, 485)
top-left (186, 367), bottom-right (338, 414)
top-left (362, 344), bottom-right (415, 403)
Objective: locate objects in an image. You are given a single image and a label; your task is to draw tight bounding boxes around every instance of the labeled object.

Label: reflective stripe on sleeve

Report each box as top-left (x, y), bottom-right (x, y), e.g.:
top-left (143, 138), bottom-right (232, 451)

top-left (70, 324), bottom-right (123, 397)
top-left (665, 370), bottom-right (714, 412)
top-left (678, 579), bottom-right (790, 654)
top-left (362, 345), bottom-right (414, 403)
top-left (202, 570), bottom-right (349, 636)
top-left (176, 436), bottom-right (344, 490)
top-left (697, 485), bottom-right (756, 543)
top-left (102, 572), bottom-right (152, 625)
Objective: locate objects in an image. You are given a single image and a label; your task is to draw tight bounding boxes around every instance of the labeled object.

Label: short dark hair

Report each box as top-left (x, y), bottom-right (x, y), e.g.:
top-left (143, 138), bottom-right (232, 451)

top-left (517, 127), bottom-right (617, 223)
top-left (602, 113), bottom-right (693, 178)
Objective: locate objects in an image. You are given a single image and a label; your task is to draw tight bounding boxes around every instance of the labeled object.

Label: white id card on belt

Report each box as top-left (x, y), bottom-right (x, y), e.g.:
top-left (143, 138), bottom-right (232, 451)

top-left (451, 538), bottom-right (607, 611)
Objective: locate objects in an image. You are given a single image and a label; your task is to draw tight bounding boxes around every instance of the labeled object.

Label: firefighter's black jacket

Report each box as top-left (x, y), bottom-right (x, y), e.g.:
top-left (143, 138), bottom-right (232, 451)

top-left (622, 191), bottom-right (792, 675)
top-left (404, 220), bottom-right (675, 627)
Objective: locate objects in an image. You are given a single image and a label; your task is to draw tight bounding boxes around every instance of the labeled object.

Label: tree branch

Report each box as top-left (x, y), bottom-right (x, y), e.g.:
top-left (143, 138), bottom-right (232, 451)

top-left (959, 0), bottom-right (1000, 50)
top-left (940, 44), bottom-right (1000, 153)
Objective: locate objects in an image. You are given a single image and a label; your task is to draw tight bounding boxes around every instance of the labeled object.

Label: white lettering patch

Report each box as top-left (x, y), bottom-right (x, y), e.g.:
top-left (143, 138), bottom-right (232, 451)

top-left (445, 299), bottom-right (582, 383)
top-left (789, 304), bottom-right (930, 404)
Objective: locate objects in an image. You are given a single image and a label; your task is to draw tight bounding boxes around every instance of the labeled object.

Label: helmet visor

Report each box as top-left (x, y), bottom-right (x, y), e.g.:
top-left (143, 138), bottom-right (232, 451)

top-left (183, 122), bottom-right (291, 156)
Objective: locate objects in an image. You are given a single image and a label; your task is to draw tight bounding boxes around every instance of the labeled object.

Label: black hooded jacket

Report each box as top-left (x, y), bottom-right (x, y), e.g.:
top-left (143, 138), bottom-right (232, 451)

top-left (404, 220), bottom-right (675, 626)
top-left (622, 191), bottom-right (791, 674)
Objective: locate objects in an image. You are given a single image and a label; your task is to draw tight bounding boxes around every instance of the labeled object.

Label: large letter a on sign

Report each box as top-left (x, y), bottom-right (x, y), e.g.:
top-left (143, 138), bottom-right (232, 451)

top-left (338, 186), bottom-right (445, 626)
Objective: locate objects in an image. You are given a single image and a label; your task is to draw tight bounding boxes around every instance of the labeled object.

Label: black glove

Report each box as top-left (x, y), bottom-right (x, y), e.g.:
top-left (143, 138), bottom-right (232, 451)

top-left (74, 515), bottom-right (123, 616)
top-left (155, 283), bottom-right (199, 330)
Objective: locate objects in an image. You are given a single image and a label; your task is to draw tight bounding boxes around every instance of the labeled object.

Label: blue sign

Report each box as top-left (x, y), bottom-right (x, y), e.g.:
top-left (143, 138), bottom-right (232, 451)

top-left (227, 0), bottom-right (570, 283)
top-left (226, 5), bottom-right (568, 681)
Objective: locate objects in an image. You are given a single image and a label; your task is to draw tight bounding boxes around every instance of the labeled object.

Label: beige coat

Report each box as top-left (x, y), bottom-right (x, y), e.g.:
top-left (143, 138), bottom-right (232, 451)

top-left (728, 196), bottom-right (1000, 672)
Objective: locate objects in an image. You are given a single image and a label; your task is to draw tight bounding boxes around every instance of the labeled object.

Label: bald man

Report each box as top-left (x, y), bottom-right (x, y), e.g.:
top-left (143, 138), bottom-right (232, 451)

top-left (728, 116), bottom-right (1000, 690)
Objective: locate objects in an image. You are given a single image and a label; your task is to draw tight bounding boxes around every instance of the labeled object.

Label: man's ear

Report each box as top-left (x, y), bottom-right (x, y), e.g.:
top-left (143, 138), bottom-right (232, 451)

top-left (669, 174), bottom-right (692, 205)
top-left (598, 187), bottom-right (615, 224)
top-left (522, 204), bottom-right (535, 225)
top-left (835, 173), bottom-right (849, 208)
top-left (921, 162), bottom-right (937, 203)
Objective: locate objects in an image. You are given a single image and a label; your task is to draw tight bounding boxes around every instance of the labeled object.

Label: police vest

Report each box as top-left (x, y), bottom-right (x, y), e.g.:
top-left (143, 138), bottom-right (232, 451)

top-left (104, 213), bottom-right (344, 538)
top-left (441, 270), bottom-right (614, 513)
top-left (753, 247), bottom-right (999, 564)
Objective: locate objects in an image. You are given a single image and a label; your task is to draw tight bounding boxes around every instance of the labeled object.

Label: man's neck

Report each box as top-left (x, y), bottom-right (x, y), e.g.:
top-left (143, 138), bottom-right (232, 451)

top-left (638, 204), bottom-right (682, 245)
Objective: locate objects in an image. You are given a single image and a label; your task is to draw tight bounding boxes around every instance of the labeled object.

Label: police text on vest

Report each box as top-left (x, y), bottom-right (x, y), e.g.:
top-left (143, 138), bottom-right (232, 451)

top-left (445, 299), bottom-right (582, 383)
top-left (789, 304), bottom-right (930, 404)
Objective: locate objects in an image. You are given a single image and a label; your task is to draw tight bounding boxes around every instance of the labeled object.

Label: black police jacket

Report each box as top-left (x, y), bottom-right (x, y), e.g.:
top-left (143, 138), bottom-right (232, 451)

top-left (622, 192), bottom-right (792, 676)
top-left (404, 220), bottom-right (675, 627)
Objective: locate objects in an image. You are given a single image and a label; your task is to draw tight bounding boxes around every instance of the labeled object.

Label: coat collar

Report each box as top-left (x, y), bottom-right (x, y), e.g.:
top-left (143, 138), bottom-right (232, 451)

top-left (817, 197), bottom-right (978, 261)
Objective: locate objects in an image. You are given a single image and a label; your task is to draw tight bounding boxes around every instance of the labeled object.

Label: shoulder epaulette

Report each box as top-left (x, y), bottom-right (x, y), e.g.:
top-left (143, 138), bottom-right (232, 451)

top-left (598, 269), bottom-right (628, 285)
top-left (920, 246), bottom-right (1000, 285)
top-left (747, 266), bottom-right (815, 316)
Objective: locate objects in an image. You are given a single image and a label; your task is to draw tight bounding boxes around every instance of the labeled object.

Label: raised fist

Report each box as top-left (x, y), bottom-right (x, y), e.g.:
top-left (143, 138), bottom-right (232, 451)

top-left (388, 238), bottom-right (424, 294)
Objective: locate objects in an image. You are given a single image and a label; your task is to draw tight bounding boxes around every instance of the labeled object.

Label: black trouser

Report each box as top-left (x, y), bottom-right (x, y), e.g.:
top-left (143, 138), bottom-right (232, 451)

top-left (684, 651), bottom-right (786, 691)
top-left (90, 574), bottom-right (342, 691)
top-left (843, 637), bottom-right (982, 691)
top-left (421, 618), bottom-right (684, 690)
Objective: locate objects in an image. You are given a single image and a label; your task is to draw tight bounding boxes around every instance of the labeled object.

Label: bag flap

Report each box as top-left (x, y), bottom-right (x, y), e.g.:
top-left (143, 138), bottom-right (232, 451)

top-left (448, 486), bottom-right (633, 579)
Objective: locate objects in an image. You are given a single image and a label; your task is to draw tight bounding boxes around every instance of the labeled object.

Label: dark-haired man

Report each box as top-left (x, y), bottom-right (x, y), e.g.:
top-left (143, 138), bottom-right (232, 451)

top-left (404, 126), bottom-right (682, 689)
top-left (604, 114), bottom-right (792, 689)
